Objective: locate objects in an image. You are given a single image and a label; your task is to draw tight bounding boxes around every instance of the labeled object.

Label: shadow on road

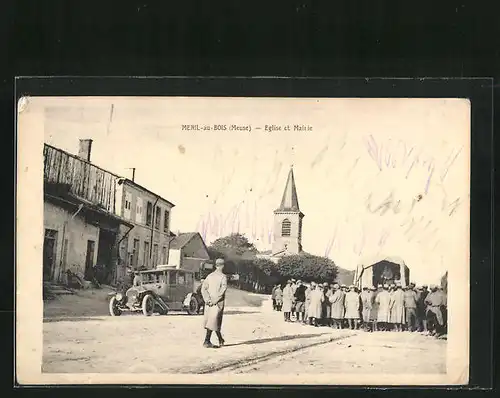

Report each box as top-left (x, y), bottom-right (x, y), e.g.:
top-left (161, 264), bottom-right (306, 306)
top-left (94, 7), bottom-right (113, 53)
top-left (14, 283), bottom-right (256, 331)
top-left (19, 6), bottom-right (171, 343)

top-left (224, 310), bottom-right (261, 315)
top-left (43, 317), bottom-right (105, 323)
top-left (224, 333), bottom-right (331, 347)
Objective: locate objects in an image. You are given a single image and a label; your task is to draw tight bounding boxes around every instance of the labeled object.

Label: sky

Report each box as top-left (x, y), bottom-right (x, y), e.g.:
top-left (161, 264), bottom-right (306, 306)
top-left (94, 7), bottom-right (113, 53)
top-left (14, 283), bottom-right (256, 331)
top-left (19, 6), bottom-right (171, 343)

top-left (40, 96), bottom-right (470, 285)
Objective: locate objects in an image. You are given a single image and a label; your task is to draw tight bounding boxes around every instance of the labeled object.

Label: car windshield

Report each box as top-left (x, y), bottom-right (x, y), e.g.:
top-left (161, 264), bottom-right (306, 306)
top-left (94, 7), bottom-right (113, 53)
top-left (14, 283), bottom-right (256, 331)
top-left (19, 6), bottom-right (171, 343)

top-left (141, 272), bottom-right (162, 283)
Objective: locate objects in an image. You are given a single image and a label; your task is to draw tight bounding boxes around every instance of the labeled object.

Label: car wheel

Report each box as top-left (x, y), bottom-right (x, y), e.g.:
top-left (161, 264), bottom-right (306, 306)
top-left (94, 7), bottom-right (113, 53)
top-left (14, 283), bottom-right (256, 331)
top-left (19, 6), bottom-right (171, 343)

top-left (142, 294), bottom-right (155, 316)
top-left (109, 297), bottom-right (122, 316)
top-left (187, 296), bottom-right (199, 315)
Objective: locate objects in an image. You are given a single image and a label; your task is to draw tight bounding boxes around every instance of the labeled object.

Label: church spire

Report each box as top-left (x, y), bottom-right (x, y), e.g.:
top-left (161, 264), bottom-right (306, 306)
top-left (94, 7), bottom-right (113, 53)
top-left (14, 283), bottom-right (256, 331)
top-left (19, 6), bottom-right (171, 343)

top-left (276, 167), bottom-right (300, 212)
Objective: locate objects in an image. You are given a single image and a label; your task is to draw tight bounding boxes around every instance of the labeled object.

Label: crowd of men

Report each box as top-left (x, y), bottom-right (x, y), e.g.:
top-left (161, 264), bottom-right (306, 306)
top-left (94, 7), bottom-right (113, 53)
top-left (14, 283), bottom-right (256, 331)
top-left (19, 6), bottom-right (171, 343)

top-left (271, 279), bottom-right (447, 338)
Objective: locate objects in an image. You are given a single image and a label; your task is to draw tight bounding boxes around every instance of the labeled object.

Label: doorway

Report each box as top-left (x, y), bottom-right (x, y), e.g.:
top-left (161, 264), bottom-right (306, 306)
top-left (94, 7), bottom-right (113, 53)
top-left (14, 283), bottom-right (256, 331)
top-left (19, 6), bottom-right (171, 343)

top-left (97, 229), bottom-right (117, 284)
top-left (371, 260), bottom-right (402, 287)
top-left (84, 240), bottom-right (96, 280)
top-left (43, 229), bottom-right (58, 282)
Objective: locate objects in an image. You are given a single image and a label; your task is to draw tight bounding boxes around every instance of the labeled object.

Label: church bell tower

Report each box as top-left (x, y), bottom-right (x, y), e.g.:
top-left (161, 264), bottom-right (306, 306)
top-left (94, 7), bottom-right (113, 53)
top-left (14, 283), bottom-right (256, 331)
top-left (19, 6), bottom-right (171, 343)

top-left (271, 167), bottom-right (304, 256)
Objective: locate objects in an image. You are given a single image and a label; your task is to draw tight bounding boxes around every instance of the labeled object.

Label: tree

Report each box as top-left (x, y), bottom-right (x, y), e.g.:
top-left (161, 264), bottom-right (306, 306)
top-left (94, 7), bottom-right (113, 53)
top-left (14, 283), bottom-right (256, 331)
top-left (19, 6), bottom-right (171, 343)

top-left (275, 253), bottom-right (338, 283)
top-left (210, 233), bottom-right (258, 256)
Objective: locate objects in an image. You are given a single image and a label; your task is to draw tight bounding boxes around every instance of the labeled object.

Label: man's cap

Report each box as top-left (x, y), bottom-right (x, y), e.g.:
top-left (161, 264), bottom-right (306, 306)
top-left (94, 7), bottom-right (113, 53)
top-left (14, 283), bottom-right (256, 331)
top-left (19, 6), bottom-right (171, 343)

top-left (383, 284), bottom-right (389, 288)
top-left (323, 282), bottom-right (329, 287)
top-left (215, 258), bottom-right (225, 266)
top-left (333, 283), bottom-right (339, 288)
top-left (370, 286), bottom-right (376, 290)
top-left (349, 285), bottom-right (355, 289)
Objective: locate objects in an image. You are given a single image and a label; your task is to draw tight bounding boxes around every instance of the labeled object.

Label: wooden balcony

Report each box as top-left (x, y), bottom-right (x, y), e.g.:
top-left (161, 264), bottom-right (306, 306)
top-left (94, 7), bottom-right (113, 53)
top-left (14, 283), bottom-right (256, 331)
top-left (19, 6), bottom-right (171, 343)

top-left (43, 144), bottom-right (119, 213)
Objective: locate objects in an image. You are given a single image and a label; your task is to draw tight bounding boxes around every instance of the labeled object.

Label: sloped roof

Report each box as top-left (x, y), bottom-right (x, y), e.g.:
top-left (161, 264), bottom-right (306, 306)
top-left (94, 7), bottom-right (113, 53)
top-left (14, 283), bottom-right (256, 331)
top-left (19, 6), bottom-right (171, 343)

top-left (169, 232), bottom-right (201, 250)
top-left (275, 167), bottom-right (301, 213)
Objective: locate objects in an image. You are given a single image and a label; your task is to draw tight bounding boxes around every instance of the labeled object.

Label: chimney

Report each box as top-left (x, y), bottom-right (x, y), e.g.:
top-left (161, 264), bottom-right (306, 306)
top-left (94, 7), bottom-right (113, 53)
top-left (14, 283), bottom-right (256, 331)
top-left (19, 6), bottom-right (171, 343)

top-left (78, 139), bottom-right (93, 162)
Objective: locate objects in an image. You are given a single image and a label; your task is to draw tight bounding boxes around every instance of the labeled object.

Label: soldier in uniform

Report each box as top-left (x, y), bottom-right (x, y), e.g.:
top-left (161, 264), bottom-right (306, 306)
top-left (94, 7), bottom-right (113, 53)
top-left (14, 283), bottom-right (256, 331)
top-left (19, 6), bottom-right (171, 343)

top-left (425, 285), bottom-right (447, 337)
top-left (368, 285), bottom-right (380, 331)
top-left (201, 258), bottom-right (228, 348)
top-left (274, 284), bottom-right (283, 312)
top-left (271, 284), bottom-right (278, 310)
top-left (282, 280), bottom-right (294, 322)
top-left (376, 284), bottom-right (391, 331)
top-left (361, 286), bottom-right (374, 331)
top-left (293, 280), bottom-right (307, 323)
top-left (403, 284), bottom-right (418, 331)
top-left (345, 285), bottom-right (361, 330)
top-left (389, 283), bottom-right (405, 332)
top-left (304, 282), bottom-right (312, 324)
top-left (417, 285), bottom-right (429, 332)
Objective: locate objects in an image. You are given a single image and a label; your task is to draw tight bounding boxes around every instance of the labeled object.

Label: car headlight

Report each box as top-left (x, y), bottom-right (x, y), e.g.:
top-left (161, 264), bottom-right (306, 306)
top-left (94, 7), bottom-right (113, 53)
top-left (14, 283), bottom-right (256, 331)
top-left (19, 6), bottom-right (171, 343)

top-left (115, 293), bottom-right (123, 301)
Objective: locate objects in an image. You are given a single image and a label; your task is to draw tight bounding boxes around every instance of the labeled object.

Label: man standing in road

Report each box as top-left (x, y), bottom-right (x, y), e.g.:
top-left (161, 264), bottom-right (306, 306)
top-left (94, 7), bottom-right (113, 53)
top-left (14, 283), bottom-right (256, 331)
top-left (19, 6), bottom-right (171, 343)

top-left (330, 283), bottom-right (345, 329)
top-left (308, 282), bottom-right (324, 327)
top-left (304, 282), bottom-right (312, 324)
top-left (201, 258), bottom-right (228, 348)
top-left (403, 285), bottom-right (418, 331)
top-left (293, 280), bottom-right (307, 323)
top-left (417, 285), bottom-right (429, 333)
top-left (274, 284), bottom-right (283, 312)
top-left (425, 285), bottom-right (446, 337)
top-left (291, 279), bottom-right (298, 320)
top-left (271, 284), bottom-right (279, 310)
top-left (345, 285), bottom-right (361, 330)
top-left (369, 286), bottom-right (380, 331)
top-left (360, 286), bottom-right (373, 331)
top-left (376, 284), bottom-right (391, 331)
top-left (389, 282), bottom-right (405, 332)
top-left (322, 282), bottom-right (332, 326)
top-left (282, 280), bottom-right (294, 322)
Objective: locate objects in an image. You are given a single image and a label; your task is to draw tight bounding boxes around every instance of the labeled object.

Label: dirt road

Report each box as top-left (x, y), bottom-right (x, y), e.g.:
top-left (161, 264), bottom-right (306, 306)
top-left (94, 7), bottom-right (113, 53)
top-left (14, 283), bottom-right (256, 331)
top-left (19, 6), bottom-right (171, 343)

top-left (226, 331), bottom-right (446, 375)
top-left (43, 288), bottom-right (446, 375)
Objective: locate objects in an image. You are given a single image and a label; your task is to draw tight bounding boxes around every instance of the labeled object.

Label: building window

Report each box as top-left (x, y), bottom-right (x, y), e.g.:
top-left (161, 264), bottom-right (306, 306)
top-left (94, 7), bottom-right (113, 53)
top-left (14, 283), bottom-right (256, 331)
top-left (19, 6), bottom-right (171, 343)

top-left (161, 246), bottom-right (167, 264)
top-left (154, 206), bottom-right (161, 230)
top-left (282, 219), bottom-right (291, 237)
top-left (152, 244), bottom-right (158, 267)
top-left (163, 209), bottom-right (170, 233)
top-left (124, 192), bottom-right (133, 220)
top-left (144, 241), bottom-right (150, 268)
top-left (135, 197), bottom-right (143, 224)
top-left (132, 238), bottom-right (140, 268)
top-left (146, 201), bottom-right (153, 226)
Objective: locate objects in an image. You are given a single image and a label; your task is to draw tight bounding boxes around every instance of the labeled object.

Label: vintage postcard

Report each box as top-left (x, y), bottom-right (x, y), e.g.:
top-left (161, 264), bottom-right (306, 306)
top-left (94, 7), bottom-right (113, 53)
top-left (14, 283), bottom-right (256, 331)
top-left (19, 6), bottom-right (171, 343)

top-left (16, 96), bottom-right (470, 385)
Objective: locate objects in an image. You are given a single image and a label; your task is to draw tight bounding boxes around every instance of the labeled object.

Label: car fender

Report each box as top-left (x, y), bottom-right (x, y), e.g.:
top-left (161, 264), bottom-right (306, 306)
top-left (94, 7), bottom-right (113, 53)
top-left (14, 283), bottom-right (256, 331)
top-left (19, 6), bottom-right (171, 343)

top-left (183, 292), bottom-right (194, 307)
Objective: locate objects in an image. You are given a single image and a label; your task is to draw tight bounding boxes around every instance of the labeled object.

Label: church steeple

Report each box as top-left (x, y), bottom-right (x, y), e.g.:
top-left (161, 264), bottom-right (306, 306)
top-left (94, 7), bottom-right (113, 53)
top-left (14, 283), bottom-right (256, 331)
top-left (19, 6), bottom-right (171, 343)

top-left (272, 167), bottom-right (304, 256)
top-left (276, 166), bottom-right (301, 212)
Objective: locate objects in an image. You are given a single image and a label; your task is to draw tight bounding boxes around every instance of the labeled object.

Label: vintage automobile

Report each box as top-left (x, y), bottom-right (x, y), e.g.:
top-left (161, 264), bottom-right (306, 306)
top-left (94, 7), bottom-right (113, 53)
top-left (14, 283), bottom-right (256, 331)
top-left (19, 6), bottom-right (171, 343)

top-left (108, 266), bottom-right (201, 316)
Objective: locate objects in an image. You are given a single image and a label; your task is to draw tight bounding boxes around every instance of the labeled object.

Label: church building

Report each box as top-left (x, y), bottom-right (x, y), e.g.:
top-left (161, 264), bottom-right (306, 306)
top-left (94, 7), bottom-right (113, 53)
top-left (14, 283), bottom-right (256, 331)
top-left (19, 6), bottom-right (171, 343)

top-left (257, 167), bottom-right (305, 263)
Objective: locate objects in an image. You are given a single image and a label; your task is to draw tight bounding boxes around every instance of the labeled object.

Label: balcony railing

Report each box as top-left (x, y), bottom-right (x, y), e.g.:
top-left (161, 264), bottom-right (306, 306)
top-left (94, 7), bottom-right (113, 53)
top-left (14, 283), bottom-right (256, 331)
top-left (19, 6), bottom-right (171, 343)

top-left (43, 144), bottom-right (119, 213)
